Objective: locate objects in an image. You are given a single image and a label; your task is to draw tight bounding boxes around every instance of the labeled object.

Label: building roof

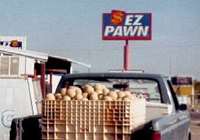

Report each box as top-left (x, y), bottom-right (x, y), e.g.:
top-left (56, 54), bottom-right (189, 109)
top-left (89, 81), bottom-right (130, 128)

top-left (48, 55), bottom-right (91, 68)
top-left (0, 47), bottom-right (91, 68)
top-left (0, 47), bottom-right (48, 62)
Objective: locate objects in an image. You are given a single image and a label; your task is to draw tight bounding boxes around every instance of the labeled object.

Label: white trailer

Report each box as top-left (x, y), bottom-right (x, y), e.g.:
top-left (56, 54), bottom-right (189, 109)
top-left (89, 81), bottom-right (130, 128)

top-left (0, 47), bottom-right (91, 140)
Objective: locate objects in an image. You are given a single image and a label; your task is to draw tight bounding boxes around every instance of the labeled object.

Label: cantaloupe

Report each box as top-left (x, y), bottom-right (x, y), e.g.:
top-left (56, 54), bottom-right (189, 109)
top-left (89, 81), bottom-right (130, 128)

top-left (75, 87), bottom-right (82, 95)
top-left (60, 88), bottom-right (67, 96)
top-left (55, 93), bottom-right (62, 100)
top-left (104, 96), bottom-right (113, 101)
top-left (108, 91), bottom-right (118, 100)
top-left (82, 92), bottom-right (89, 98)
top-left (83, 84), bottom-right (94, 94)
top-left (67, 88), bottom-right (76, 98)
top-left (118, 91), bottom-right (126, 98)
top-left (46, 93), bottom-right (55, 100)
top-left (103, 88), bottom-right (110, 95)
top-left (89, 92), bottom-right (98, 100)
top-left (63, 96), bottom-right (71, 101)
top-left (75, 92), bottom-right (83, 100)
top-left (82, 97), bottom-right (88, 101)
top-left (47, 83), bottom-right (145, 102)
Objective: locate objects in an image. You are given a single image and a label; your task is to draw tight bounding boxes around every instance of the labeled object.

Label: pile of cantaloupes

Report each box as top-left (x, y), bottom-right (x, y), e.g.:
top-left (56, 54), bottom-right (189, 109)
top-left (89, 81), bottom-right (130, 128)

top-left (46, 83), bottom-right (142, 101)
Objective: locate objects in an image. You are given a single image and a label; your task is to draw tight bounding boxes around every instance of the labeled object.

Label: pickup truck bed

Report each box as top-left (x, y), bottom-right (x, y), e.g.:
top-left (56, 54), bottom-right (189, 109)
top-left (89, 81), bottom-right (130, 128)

top-left (9, 73), bottom-right (191, 140)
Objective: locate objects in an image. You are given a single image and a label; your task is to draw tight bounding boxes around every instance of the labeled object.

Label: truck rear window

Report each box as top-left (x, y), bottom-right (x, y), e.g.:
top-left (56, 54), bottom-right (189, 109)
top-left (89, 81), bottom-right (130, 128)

top-left (59, 78), bottom-right (162, 103)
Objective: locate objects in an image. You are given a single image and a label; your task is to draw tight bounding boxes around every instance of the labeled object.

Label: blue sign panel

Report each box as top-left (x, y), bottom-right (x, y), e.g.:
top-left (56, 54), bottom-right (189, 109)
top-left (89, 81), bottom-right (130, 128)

top-left (102, 10), bottom-right (152, 40)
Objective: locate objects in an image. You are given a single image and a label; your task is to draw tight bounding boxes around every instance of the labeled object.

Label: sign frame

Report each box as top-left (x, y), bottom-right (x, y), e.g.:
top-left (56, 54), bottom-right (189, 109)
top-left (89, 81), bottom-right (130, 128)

top-left (102, 12), bottom-right (152, 41)
top-left (0, 36), bottom-right (27, 50)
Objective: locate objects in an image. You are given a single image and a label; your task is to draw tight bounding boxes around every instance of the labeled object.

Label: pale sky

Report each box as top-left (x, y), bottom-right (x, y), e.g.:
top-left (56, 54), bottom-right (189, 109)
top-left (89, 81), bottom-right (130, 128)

top-left (1, 0), bottom-right (200, 78)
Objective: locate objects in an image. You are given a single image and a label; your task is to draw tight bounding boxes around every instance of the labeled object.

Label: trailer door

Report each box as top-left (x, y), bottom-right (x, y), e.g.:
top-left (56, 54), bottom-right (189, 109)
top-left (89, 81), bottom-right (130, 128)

top-left (0, 78), bottom-right (34, 140)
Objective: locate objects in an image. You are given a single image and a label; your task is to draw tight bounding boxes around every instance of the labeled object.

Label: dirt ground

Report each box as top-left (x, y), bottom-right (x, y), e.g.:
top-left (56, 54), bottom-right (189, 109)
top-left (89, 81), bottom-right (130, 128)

top-left (191, 112), bottom-right (200, 140)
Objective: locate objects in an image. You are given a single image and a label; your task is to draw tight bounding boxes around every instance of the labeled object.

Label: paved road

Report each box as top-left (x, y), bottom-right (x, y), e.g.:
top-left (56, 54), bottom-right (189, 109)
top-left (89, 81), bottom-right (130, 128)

top-left (191, 112), bottom-right (200, 140)
top-left (191, 121), bottom-right (200, 140)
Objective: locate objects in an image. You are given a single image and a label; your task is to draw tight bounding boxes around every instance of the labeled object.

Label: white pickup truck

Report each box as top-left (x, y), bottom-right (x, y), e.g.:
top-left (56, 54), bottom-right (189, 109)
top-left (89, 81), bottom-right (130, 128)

top-left (9, 73), bottom-right (191, 140)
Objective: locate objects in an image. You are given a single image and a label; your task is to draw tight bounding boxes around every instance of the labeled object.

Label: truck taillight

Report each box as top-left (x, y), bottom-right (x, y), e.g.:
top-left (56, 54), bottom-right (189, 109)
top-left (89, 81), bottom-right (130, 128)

top-left (152, 131), bottom-right (161, 140)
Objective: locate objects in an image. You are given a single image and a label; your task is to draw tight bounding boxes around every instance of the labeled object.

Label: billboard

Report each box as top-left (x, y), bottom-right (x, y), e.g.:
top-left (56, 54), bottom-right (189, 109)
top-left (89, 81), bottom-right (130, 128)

top-left (0, 36), bottom-right (27, 49)
top-left (102, 10), bottom-right (152, 40)
top-left (171, 76), bottom-right (193, 96)
top-left (171, 77), bottom-right (192, 86)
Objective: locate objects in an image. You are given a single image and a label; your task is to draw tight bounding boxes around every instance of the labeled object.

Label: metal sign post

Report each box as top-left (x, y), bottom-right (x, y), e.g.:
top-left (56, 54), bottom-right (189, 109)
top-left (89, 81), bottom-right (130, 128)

top-left (102, 11), bottom-right (152, 72)
top-left (123, 40), bottom-right (129, 71)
